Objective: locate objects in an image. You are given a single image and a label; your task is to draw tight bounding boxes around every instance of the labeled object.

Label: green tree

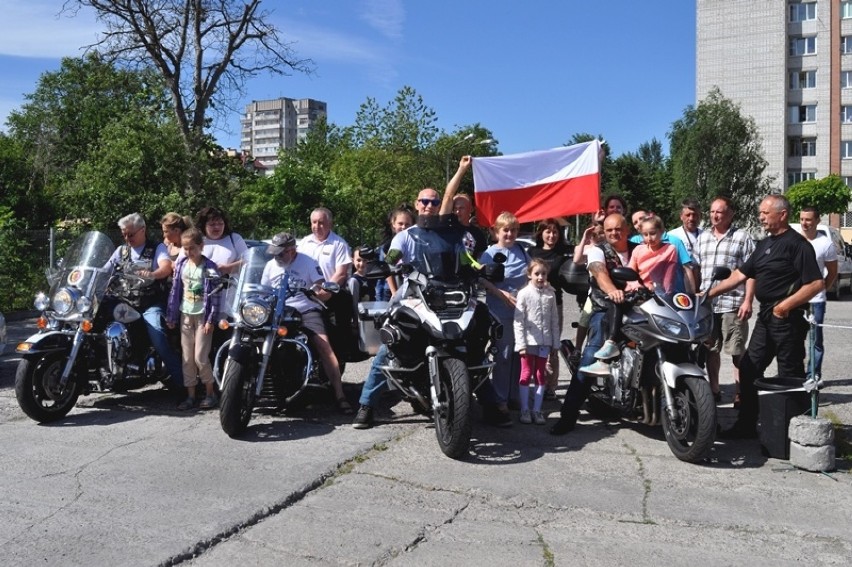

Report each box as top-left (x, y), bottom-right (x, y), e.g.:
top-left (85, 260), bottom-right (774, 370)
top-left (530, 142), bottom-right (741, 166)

top-left (668, 88), bottom-right (772, 226)
top-left (70, 0), bottom-right (313, 198)
top-left (606, 138), bottom-right (675, 224)
top-left (6, 54), bottom-right (165, 216)
top-left (63, 112), bottom-right (190, 228)
top-left (786, 175), bottom-right (852, 215)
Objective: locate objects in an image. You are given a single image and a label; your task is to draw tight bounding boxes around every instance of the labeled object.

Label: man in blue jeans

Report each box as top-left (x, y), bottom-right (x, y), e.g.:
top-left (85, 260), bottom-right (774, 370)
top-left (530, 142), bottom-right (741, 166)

top-left (798, 207), bottom-right (837, 380)
top-left (550, 213), bottom-right (635, 435)
top-left (353, 157), bottom-right (476, 429)
top-left (107, 213), bottom-right (184, 395)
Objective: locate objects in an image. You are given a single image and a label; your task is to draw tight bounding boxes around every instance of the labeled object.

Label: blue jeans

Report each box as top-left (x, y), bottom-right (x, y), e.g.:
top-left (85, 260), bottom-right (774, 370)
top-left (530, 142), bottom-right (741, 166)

top-left (809, 301), bottom-right (825, 378)
top-left (359, 345), bottom-right (390, 407)
top-left (557, 310), bottom-right (606, 426)
top-left (143, 303), bottom-right (183, 384)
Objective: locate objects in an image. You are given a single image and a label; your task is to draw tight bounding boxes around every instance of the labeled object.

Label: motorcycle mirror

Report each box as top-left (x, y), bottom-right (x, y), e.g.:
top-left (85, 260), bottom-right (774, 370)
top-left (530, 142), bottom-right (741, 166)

top-left (491, 252), bottom-right (508, 264)
top-left (610, 266), bottom-right (639, 282)
top-left (711, 266), bottom-right (731, 281)
top-left (365, 260), bottom-right (391, 280)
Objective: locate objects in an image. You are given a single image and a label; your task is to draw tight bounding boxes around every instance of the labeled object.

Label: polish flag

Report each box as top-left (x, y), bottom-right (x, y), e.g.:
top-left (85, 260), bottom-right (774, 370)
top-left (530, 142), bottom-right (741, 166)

top-left (472, 140), bottom-right (602, 226)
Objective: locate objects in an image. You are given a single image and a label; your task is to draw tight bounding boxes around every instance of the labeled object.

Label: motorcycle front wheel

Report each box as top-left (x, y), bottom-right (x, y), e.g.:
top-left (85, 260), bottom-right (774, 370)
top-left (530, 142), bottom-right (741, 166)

top-left (15, 354), bottom-right (81, 423)
top-left (661, 375), bottom-right (717, 463)
top-left (433, 357), bottom-right (472, 460)
top-left (219, 360), bottom-right (257, 438)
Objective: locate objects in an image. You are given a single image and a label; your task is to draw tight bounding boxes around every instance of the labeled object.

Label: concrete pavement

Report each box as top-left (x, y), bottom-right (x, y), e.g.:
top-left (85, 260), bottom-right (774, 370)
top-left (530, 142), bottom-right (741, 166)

top-left (1, 296), bottom-right (851, 566)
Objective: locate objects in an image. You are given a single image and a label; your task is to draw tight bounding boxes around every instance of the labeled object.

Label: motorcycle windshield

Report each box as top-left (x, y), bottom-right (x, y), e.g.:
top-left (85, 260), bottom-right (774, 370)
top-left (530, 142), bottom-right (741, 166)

top-left (221, 246), bottom-right (277, 319)
top-left (47, 231), bottom-right (116, 320)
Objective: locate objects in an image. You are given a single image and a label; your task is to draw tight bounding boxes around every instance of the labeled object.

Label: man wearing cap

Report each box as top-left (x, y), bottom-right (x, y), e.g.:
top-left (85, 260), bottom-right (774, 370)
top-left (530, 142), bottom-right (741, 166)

top-left (262, 232), bottom-right (351, 413)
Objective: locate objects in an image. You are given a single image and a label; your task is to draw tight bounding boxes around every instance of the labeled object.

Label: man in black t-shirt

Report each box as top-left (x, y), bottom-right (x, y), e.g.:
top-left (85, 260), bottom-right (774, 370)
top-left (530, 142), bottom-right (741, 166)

top-left (708, 195), bottom-right (823, 438)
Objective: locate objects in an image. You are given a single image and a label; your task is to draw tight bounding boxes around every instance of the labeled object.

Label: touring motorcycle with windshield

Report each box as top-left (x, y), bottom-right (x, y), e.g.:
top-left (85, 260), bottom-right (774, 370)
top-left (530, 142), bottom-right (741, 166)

top-left (561, 266), bottom-right (731, 463)
top-left (15, 231), bottom-right (182, 422)
top-left (215, 246), bottom-right (340, 437)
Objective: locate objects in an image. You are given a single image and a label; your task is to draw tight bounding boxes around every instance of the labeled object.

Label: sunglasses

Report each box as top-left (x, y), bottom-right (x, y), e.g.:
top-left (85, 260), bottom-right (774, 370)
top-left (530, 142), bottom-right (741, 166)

top-left (418, 198), bottom-right (441, 207)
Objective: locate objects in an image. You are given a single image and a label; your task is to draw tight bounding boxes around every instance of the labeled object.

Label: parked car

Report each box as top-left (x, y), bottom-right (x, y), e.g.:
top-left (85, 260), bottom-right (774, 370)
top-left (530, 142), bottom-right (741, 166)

top-left (790, 223), bottom-right (852, 299)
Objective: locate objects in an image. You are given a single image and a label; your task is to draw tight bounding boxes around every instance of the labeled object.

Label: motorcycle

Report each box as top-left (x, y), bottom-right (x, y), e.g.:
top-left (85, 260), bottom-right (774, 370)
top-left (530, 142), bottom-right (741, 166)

top-left (561, 266), bottom-right (731, 463)
top-left (214, 246), bottom-right (340, 437)
top-left (358, 260), bottom-right (503, 459)
top-left (15, 231), bottom-right (179, 423)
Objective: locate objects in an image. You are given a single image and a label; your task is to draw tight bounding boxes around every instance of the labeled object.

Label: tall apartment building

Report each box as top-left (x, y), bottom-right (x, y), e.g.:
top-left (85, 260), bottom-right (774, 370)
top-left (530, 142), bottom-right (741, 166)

top-left (240, 97), bottom-right (327, 171)
top-left (696, 0), bottom-right (852, 226)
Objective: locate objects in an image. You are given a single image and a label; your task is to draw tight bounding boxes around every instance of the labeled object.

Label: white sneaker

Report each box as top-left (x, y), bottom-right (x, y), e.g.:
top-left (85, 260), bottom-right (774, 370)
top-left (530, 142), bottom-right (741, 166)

top-left (579, 360), bottom-right (612, 376)
top-left (519, 410), bottom-right (532, 424)
top-left (533, 411), bottom-right (546, 425)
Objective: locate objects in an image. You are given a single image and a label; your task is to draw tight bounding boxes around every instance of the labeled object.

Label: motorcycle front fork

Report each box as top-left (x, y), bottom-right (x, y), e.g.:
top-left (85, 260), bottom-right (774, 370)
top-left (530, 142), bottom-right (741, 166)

top-left (426, 346), bottom-right (441, 410)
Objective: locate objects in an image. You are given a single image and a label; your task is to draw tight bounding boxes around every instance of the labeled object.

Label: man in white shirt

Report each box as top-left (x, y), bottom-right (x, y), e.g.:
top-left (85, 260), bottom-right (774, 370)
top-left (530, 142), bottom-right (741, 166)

top-left (298, 207), bottom-right (354, 367)
top-left (798, 207), bottom-right (838, 379)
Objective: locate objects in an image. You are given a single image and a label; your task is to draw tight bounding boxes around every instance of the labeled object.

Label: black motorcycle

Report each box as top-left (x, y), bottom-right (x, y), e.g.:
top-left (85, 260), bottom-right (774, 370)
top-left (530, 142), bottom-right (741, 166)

top-left (215, 246), bottom-right (340, 437)
top-left (15, 231), bottom-right (179, 422)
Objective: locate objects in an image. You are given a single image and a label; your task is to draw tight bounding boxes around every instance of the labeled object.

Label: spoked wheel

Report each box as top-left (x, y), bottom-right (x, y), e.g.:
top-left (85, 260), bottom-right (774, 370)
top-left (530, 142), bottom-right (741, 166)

top-left (219, 360), bottom-right (257, 438)
top-left (15, 354), bottom-right (80, 423)
top-left (433, 357), bottom-right (471, 460)
top-left (661, 376), bottom-right (717, 463)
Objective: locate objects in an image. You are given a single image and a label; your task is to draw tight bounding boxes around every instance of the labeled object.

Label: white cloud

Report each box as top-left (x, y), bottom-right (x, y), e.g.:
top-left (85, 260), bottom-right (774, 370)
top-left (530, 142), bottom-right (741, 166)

top-left (0, 1), bottom-right (101, 58)
top-left (359, 0), bottom-right (405, 40)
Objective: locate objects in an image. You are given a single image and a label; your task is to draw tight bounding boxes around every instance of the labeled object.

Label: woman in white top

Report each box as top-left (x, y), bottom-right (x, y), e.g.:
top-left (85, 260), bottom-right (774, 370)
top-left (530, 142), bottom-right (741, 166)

top-left (196, 206), bottom-right (248, 275)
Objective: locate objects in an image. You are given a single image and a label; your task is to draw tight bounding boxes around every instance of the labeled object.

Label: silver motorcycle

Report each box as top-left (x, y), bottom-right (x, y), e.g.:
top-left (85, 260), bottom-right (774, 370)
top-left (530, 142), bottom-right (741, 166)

top-left (562, 266), bottom-right (730, 463)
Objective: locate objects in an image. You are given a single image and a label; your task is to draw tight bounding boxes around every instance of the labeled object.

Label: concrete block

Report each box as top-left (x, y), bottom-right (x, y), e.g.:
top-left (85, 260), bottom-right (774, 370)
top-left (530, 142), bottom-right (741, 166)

top-left (789, 441), bottom-right (836, 472)
top-left (788, 415), bottom-right (834, 446)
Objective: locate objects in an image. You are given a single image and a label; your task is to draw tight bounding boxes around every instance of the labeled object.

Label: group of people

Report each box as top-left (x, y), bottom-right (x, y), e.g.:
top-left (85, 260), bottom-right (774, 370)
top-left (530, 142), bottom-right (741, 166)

top-left (108, 165), bottom-right (835, 443)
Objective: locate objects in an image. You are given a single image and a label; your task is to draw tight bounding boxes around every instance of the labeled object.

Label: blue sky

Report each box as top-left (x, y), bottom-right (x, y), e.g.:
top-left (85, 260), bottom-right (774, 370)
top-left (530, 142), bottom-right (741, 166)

top-left (0, 0), bottom-right (696, 158)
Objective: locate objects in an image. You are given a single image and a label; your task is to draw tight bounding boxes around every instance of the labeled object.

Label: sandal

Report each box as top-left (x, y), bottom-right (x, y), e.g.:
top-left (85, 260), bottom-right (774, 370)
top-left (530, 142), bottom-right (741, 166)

top-left (336, 397), bottom-right (354, 415)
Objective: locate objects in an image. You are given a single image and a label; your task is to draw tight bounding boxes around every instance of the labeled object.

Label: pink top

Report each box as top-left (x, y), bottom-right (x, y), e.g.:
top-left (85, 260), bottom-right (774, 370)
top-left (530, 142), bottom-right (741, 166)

top-left (628, 243), bottom-right (679, 293)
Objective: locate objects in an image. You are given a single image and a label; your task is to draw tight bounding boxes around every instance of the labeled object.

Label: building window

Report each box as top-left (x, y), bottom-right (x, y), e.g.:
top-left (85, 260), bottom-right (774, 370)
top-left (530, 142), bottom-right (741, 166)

top-left (843, 36), bottom-right (852, 54)
top-left (843, 106), bottom-right (852, 123)
top-left (843, 71), bottom-right (852, 88)
top-left (843, 1), bottom-right (852, 19)
top-left (789, 70), bottom-right (816, 89)
top-left (788, 137), bottom-right (817, 157)
top-left (788, 171), bottom-right (816, 186)
top-left (789, 104), bottom-right (817, 123)
top-left (843, 141), bottom-right (852, 158)
top-left (790, 2), bottom-right (817, 22)
top-left (789, 36), bottom-right (817, 56)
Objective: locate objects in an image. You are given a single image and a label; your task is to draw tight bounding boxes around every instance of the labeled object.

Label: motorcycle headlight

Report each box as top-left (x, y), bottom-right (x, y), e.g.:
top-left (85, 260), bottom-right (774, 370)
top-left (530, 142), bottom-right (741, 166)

top-left (240, 300), bottom-right (270, 327)
top-left (651, 314), bottom-right (689, 340)
top-left (34, 291), bottom-right (50, 311)
top-left (76, 295), bottom-right (93, 314)
top-left (52, 287), bottom-right (80, 316)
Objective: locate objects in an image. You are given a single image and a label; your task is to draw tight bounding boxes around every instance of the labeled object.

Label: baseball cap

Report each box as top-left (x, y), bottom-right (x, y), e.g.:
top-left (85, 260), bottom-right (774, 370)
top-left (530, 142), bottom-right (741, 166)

top-left (266, 232), bottom-right (296, 255)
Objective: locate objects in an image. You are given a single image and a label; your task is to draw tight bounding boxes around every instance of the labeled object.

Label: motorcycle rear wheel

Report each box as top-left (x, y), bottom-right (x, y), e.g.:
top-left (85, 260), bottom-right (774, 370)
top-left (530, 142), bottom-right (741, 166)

top-left (15, 354), bottom-right (80, 423)
top-left (661, 375), bottom-right (717, 463)
top-left (433, 357), bottom-right (472, 460)
top-left (219, 360), bottom-right (256, 438)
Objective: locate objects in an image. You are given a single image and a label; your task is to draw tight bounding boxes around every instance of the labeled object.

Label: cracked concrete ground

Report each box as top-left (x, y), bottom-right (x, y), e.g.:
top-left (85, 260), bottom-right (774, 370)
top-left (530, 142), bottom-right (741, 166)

top-left (1, 296), bottom-right (851, 566)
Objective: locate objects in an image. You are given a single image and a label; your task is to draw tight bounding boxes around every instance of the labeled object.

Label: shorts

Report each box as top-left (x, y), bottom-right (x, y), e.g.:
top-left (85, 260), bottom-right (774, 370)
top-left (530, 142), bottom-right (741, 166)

top-left (707, 312), bottom-right (748, 356)
top-left (578, 296), bottom-right (593, 328)
top-left (301, 309), bottom-right (328, 336)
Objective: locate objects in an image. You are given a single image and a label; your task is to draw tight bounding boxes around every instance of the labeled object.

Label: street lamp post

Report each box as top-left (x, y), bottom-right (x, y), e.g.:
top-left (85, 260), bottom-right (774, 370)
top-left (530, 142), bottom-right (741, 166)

top-left (444, 134), bottom-right (494, 183)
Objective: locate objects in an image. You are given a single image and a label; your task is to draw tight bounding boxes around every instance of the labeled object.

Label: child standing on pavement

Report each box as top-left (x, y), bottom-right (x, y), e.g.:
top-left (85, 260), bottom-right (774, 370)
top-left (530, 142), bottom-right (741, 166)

top-left (166, 228), bottom-right (221, 410)
top-left (513, 258), bottom-right (561, 424)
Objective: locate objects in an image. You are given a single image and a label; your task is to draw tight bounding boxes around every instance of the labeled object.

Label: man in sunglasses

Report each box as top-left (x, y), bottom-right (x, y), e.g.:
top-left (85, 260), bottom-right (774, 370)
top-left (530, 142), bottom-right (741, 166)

top-left (354, 157), bottom-right (480, 428)
top-left (107, 212), bottom-right (183, 394)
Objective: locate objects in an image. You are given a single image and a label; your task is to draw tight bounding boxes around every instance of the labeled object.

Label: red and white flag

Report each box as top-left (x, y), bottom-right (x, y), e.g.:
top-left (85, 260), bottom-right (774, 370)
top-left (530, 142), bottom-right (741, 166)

top-left (472, 140), bottom-right (602, 226)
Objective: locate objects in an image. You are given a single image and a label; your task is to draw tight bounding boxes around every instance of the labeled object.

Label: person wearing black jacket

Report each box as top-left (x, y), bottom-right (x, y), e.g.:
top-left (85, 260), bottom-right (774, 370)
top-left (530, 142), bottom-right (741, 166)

top-left (708, 195), bottom-right (823, 438)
